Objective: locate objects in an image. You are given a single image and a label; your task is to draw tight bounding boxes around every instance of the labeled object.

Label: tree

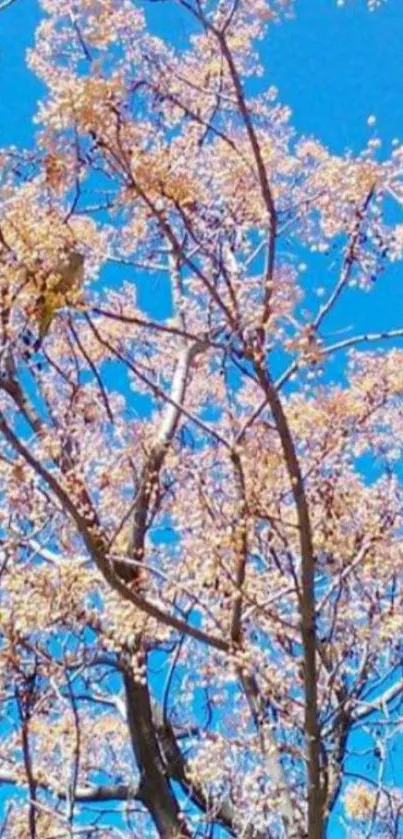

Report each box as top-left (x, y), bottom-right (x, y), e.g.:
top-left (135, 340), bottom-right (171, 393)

top-left (0, 0), bottom-right (402, 836)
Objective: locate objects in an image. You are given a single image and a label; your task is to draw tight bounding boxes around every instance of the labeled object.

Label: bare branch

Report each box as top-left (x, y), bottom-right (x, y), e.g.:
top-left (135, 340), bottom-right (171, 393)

top-left (252, 361), bottom-right (325, 838)
top-left (0, 0), bottom-right (18, 11)
top-left (0, 772), bottom-right (141, 803)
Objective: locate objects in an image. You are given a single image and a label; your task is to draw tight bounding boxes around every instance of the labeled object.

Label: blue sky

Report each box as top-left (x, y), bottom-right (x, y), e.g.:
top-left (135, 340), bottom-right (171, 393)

top-left (1, 0), bottom-right (403, 835)
top-left (2, 0), bottom-right (403, 152)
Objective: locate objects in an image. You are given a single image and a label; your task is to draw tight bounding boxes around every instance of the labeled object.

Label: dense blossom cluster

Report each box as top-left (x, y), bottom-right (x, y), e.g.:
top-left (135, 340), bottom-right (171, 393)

top-left (0, 0), bottom-right (401, 837)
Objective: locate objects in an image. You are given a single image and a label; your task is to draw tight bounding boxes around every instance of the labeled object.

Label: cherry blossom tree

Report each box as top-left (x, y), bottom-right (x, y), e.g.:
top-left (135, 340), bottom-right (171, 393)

top-left (0, 1), bottom-right (402, 837)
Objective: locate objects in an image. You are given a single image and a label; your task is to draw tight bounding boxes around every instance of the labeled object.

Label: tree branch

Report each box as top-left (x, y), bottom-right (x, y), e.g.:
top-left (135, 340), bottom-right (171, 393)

top-left (0, 772), bottom-right (141, 803)
top-left (123, 660), bottom-right (191, 838)
top-left (0, 409), bottom-right (229, 652)
top-left (252, 362), bottom-right (325, 838)
top-left (152, 704), bottom-right (265, 839)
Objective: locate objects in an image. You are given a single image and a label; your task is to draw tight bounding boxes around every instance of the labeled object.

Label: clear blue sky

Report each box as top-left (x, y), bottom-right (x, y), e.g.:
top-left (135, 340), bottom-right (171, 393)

top-left (1, 1), bottom-right (402, 835)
